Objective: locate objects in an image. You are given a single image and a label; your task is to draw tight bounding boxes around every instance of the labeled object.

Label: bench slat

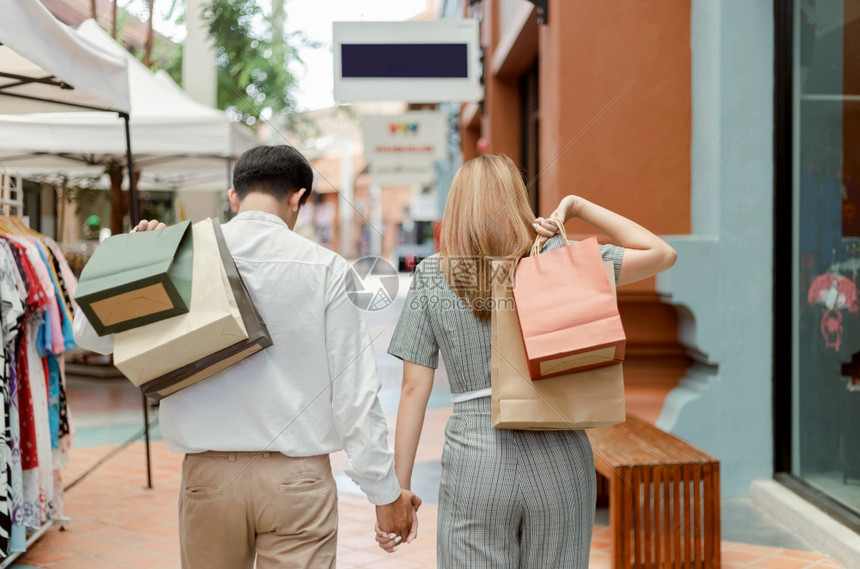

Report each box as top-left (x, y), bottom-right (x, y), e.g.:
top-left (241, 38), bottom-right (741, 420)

top-left (623, 466), bottom-right (634, 569)
top-left (683, 463), bottom-right (693, 569)
top-left (663, 465), bottom-right (674, 567)
top-left (694, 464), bottom-right (703, 569)
top-left (654, 466), bottom-right (664, 569)
top-left (714, 467), bottom-right (722, 569)
top-left (633, 467), bottom-right (643, 566)
top-left (672, 464), bottom-right (683, 569)
top-left (704, 462), bottom-right (713, 568)
top-left (643, 466), bottom-right (653, 568)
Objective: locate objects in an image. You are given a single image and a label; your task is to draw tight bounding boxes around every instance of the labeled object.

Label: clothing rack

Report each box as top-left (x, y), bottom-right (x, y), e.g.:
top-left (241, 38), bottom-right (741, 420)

top-left (0, 202), bottom-right (73, 566)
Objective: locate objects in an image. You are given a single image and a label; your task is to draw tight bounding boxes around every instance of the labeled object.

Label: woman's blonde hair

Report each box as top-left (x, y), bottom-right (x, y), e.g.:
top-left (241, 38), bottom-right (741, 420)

top-left (439, 154), bottom-right (535, 322)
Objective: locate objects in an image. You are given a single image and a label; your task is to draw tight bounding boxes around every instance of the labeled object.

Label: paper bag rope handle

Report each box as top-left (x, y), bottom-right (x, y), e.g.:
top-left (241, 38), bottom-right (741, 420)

top-left (529, 217), bottom-right (569, 257)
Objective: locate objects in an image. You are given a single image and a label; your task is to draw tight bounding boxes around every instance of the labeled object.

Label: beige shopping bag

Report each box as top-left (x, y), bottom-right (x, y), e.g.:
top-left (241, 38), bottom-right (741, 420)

top-left (113, 218), bottom-right (248, 386)
top-left (138, 220), bottom-right (273, 401)
top-left (491, 260), bottom-right (626, 430)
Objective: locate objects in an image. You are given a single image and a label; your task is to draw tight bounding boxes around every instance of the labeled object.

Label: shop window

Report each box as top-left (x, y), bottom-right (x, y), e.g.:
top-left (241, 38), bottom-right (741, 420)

top-left (789, 0), bottom-right (860, 519)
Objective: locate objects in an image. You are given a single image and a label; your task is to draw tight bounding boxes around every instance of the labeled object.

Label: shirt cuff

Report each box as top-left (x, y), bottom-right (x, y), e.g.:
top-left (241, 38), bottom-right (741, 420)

top-left (360, 470), bottom-right (403, 506)
top-left (72, 308), bottom-right (115, 355)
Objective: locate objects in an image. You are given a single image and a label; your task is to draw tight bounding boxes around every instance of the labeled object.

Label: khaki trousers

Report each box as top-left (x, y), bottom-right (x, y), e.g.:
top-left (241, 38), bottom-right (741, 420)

top-left (179, 451), bottom-right (338, 569)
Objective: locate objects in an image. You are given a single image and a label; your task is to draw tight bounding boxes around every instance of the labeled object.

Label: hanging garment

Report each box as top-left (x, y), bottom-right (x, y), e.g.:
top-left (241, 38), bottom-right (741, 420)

top-left (23, 323), bottom-right (52, 528)
top-left (7, 339), bottom-right (24, 555)
top-left (0, 243), bottom-right (25, 557)
top-left (0, 371), bottom-right (11, 555)
top-left (808, 272), bottom-right (859, 354)
top-left (0, 223), bottom-right (77, 553)
top-left (808, 271), bottom-right (858, 312)
top-left (1, 239), bottom-right (27, 554)
top-left (14, 334), bottom-right (36, 473)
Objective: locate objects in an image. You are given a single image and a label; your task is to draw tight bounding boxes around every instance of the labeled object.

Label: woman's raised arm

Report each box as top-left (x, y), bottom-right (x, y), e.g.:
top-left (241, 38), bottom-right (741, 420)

top-left (534, 195), bottom-right (677, 285)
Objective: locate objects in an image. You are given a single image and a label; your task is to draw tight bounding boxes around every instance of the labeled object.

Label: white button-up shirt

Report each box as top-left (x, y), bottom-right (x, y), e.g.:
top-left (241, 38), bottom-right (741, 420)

top-left (74, 211), bottom-right (401, 505)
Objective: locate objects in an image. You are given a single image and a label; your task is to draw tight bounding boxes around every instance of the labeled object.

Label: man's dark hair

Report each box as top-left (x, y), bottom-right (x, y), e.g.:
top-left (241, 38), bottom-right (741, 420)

top-left (232, 145), bottom-right (313, 205)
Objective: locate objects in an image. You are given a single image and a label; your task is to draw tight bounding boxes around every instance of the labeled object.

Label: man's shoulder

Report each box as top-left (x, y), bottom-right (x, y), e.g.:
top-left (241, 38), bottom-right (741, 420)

top-left (223, 217), bottom-right (344, 269)
top-left (299, 237), bottom-right (347, 269)
top-left (285, 234), bottom-right (352, 280)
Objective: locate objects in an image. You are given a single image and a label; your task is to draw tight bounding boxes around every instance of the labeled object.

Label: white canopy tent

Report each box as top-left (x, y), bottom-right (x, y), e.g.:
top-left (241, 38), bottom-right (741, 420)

top-left (0, 0), bottom-right (140, 219)
top-left (0, 0), bottom-right (129, 114)
top-left (0, 19), bottom-right (259, 190)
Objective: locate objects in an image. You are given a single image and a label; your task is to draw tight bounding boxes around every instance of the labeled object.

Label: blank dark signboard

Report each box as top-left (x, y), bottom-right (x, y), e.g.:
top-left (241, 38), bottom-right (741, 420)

top-left (341, 43), bottom-right (468, 78)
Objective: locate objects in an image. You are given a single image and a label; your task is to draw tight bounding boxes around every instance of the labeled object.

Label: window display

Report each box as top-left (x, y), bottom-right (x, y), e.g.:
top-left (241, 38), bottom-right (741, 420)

top-left (793, 0), bottom-right (860, 515)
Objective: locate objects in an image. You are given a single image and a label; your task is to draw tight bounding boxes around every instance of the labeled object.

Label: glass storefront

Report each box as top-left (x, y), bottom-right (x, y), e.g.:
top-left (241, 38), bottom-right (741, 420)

top-left (792, 0), bottom-right (860, 517)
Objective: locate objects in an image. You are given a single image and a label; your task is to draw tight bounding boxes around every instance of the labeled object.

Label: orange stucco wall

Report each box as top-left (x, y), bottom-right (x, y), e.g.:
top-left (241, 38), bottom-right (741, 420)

top-left (473, 0), bottom-right (694, 422)
top-left (480, 4), bottom-right (522, 162)
top-left (538, 0), bottom-right (691, 239)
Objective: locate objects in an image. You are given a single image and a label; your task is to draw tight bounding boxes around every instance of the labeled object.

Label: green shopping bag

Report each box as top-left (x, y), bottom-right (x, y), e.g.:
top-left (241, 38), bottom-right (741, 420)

top-left (75, 219), bottom-right (193, 335)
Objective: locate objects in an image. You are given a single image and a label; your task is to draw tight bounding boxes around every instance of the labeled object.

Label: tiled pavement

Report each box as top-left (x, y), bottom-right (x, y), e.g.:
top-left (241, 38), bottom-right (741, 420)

top-left (9, 410), bottom-right (844, 569)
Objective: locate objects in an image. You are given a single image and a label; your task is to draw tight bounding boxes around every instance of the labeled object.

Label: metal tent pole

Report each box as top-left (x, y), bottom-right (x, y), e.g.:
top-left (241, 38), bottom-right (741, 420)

top-left (122, 113), bottom-right (152, 490)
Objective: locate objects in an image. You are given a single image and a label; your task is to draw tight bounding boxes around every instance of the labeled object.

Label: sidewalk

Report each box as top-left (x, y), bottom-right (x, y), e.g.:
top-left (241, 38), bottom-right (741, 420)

top-left (9, 430), bottom-right (845, 569)
top-left (9, 432), bottom-right (846, 568)
top-left (7, 379), bottom-right (844, 568)
top-left (7, 283), bottom-right (847, 568)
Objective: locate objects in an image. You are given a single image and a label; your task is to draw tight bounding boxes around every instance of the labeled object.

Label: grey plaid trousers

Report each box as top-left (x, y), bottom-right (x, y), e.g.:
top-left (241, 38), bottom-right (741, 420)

top-left (437, 397), bottom-right (596, 569)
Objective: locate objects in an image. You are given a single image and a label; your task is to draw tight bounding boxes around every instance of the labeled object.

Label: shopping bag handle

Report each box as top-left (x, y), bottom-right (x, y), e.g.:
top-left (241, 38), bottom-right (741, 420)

top-left (529, 217), bottom-right (569, 257)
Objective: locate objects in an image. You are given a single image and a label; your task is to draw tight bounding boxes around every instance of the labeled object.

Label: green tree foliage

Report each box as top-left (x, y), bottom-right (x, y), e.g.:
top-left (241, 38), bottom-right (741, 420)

top-left (114, 0), bottom-right (183, 83)
top-left (204, 0), bottom-right (313, 129)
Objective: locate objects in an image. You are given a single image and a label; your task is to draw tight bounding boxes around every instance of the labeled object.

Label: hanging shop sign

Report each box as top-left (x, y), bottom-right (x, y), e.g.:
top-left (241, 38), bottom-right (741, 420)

top-left (362, 111), bottom-right (446, 185)
top-left (369, 161), bottom-right (437, 186)
top-left (362, 111), bottom-right (447, 163)
top-left (333, 20), bottom-right (483, 104)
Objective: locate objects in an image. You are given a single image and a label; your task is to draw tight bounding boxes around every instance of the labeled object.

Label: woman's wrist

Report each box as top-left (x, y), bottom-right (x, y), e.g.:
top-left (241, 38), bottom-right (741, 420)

top-left (562, 195), bottom-right (585, 221)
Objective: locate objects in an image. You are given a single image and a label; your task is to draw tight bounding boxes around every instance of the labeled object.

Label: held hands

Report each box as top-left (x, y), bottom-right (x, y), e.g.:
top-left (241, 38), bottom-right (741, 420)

top-left (375, 506), bottom-right (419, 553)
top-left (130, 219), bottom-right (166, 233)
top-left (374, 490), bottom-right (422, 553)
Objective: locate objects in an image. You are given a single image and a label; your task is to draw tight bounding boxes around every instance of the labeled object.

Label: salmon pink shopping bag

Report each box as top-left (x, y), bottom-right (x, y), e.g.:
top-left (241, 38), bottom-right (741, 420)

top-left (512, 224), bottom-right (625, 380)
top-left (491, 259), bottom-right (626, 430)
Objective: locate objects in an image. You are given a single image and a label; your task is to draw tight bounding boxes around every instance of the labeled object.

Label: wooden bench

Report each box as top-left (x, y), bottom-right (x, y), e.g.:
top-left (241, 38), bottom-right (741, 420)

top-left (589, 415), bottom-right (721, 569)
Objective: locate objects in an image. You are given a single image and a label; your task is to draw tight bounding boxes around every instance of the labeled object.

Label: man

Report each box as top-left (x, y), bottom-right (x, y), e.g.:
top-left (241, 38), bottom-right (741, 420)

top-left (74, 145), bottom-right (418, 568)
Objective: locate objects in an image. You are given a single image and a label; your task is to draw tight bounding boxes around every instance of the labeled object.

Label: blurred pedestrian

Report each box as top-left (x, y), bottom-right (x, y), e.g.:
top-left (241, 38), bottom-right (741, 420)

top-left (378, 154), bottom-right (676, 567)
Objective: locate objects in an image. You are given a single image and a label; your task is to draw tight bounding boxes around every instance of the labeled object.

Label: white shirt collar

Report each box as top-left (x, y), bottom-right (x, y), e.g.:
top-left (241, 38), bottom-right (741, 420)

top-left (231, 210), bottom-right (289, 228)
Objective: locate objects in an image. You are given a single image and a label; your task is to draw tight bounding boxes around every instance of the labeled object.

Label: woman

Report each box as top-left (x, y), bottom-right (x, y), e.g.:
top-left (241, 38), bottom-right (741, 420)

top-left (378, 154), bottom-right (677, 567)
